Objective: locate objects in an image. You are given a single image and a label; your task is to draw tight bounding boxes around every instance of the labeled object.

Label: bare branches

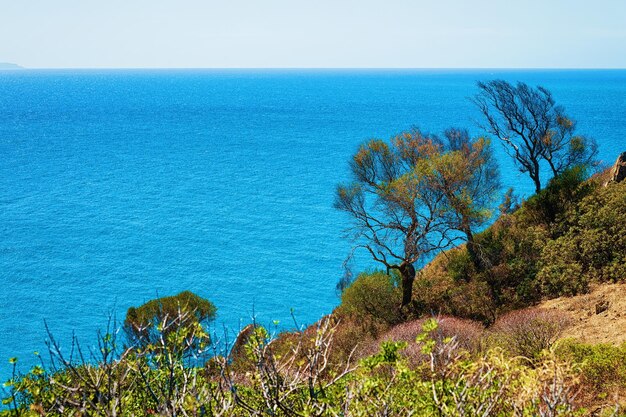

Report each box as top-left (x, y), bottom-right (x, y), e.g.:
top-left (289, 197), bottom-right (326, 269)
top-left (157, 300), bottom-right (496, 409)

top-left (217, 316), bottom-right (356, 417)
top-left (473, 80), bottom-right (597, 193)
top-left (6, 313), bottom-right (607, 416)
top-left (37, 318), bottom-right (135, 416)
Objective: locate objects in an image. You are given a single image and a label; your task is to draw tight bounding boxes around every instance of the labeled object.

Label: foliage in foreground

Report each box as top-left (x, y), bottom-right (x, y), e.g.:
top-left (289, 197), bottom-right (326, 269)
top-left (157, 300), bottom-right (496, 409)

top-left (3, 318), bottom-right (624, 416)
top-left (556, 340), bottom-right (626, 407)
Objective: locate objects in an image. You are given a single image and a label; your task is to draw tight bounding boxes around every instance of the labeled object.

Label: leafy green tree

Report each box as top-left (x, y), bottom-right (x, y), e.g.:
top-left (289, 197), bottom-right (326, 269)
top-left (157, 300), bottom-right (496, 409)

top-left (335, 130), bottom-right (452, 309)
top-left (336, 128), bottom-right (498, 308)
top-left (473, 80), bottom-right (597, 193)
top-left (124, 290), bottom-right (216, 355)
top-left (425, 128), bottom-right (500, 269)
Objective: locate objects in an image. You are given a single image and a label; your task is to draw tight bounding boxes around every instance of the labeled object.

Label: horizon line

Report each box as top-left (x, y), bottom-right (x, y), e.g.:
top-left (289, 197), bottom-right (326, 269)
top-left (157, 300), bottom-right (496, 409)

top-left (3, 66), bottom-right (626, 71)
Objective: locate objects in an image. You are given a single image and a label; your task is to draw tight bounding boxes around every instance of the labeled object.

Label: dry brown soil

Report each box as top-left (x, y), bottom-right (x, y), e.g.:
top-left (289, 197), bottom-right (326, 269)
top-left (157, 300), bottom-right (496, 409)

top-left (539, 282), bottom-right (626, 345)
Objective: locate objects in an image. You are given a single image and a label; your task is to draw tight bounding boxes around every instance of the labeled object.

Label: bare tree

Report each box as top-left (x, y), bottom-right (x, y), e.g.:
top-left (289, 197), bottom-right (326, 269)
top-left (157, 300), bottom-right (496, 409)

top-left (38, 318), bottom-right (135, 416)
top-left (232, 317), bottom-right (355, 416)
top-left (473, 80), bottom-right (597, 193)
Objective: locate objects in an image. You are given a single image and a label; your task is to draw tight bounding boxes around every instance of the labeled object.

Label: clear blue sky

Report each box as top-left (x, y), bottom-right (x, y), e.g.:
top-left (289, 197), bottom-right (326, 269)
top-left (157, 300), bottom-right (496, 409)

top-left (2, 0), bottom-right (625, 68)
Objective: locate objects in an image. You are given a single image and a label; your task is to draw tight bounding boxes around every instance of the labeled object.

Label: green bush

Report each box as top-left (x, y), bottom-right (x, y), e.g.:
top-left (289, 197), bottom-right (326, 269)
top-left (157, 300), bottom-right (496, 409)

top-left (556, 340), bottom-right (626, 401)
top-left (521, 165), bottom-right (593, 230)
top-left (339, 270), bottom-right (403, 325)
top-left (538, 181), bottom-right (626, 295)
top-left (124, 291), bottom-right (216, 354)
top-left (474, 219), bottom-right (548, 309)
top-left (537, 241), bottom-right (588, 297)
top-left (446, 248), bottom-right (475, 283)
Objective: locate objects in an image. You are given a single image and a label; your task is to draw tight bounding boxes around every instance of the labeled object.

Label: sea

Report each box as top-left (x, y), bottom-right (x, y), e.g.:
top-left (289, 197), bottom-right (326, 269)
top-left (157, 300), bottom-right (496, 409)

top-left (1, 69), bottom-right (625, 380)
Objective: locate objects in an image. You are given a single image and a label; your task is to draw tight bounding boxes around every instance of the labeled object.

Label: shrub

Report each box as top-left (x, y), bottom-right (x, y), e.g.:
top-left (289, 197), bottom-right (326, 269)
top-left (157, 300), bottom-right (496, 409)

top-left (124, 291), bottom-right (216, 354)
top-left (491, 307), bottom-right (571, 360)
top-left (446, 247), bottom-right (476, 283)
top-left (328, 312), bottom-right (385, 365)
top-left (445, 278), bottom-right (499, 323)
top-left (412, 253), bottom-right (498, 324)
top-left (521, 165), bottom-right (593, 230)
top-left (538, 181), bottom-right (626, 290)
top-left (227, 323), bottom-right (258, 372)
top-left (537, 241), bottom-right (589, 297)
top-left (3, 315), bottom-right (601, 416)
top-left (369, 316), bottom-right (485, 366)
top-left (556, 340), bottom-right (626, 401)
top-left (472, 216), bottom-right (549, 310)
top-left (339, 270), bottom-right (403, 325)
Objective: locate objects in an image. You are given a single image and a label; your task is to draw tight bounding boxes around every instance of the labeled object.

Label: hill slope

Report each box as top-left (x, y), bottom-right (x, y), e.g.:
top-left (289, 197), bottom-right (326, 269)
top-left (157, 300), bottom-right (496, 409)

top-left (541, 282), bottom-right (626, 345)
top-left (0, 62), bottom-right (23, 69)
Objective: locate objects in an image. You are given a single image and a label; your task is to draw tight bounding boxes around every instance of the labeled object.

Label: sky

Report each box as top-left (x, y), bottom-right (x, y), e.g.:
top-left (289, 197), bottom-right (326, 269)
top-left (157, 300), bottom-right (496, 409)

top-left (1, 0), bottom-right (625, 69)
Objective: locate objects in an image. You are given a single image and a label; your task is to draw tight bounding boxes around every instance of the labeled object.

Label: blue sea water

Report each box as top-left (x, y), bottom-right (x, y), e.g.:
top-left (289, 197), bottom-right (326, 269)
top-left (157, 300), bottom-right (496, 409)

top-left (1, 69), bottom-right (625, 380)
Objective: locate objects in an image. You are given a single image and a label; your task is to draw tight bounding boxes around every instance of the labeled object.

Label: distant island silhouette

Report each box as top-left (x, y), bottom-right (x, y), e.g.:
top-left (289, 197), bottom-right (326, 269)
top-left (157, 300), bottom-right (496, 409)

top-left (0, 62), bottom-right (23, 69)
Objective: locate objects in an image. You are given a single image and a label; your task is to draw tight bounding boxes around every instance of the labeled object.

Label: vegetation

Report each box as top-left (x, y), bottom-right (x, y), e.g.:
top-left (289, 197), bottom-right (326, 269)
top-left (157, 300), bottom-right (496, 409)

top-left (422, 128), bottom-right (501, 270)
top-left (335, 130), bottom-right (450, 309)
top-left (556, 340), bottom-right (626, 405)
top-left (6, 318), bottom-right (624, 416)
top-left (404, 170), bottom-right (626, 324)
top-left (338, 270), bottom-right (403, 326)
top-left (124, 290), bottom-right (216, 355)
top-left (4, 178), bottom-right (626, 414)
top-left (538, 177), bottom-right (626, 289)
top-left (490, 307), bottom-right (571, 360)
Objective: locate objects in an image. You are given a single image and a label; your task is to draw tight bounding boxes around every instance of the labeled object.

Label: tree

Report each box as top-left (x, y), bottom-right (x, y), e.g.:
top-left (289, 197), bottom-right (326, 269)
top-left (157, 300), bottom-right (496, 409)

top-left (473, 80), bottom-right (597, 193)
top-left (335, 130), bottom-right (455, 309)
top-left (425, 128), bottom-right (500, 269)
top-left (124, 291), bottom-right (216, 355)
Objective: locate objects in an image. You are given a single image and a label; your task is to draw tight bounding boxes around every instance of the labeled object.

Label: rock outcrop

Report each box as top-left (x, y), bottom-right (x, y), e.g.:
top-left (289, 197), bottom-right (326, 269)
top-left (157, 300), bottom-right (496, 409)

top-left (609, 152), bottom-right (626, 184)
top-left (228, 324), bottom-right (256, 363)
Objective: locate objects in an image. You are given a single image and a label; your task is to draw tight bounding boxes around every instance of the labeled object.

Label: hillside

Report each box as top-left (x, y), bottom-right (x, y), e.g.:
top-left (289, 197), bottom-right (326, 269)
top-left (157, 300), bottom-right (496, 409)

top-left (399, 162), bottom-right (626, 325)
top-left (541, 282), bottom-right (626, 345)
top-left (0, 62), bottom-right (23, 69)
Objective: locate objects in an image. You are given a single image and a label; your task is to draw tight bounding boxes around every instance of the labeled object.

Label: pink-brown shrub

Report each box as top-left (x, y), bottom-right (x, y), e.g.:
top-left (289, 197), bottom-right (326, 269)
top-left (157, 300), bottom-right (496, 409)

top-left (490, 307), bottom-right (572, 360)
top-left (365, 316), bottom-right (485, 366)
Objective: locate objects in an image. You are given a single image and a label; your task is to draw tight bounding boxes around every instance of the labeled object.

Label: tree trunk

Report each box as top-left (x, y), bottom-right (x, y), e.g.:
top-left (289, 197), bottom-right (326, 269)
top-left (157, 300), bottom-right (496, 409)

top-left (464, 226), bottom-right (482, 272)
top-left (399, 262), bottom-right (416, 308)
top-left (531, 160), bottom-right (542, 194)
